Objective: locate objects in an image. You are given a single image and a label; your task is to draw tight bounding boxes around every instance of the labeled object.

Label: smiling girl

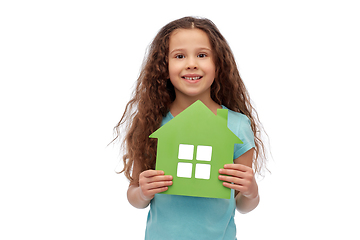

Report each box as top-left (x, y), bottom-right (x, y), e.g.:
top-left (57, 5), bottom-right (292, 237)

top-left (113, 16), bottom-right (267, 240)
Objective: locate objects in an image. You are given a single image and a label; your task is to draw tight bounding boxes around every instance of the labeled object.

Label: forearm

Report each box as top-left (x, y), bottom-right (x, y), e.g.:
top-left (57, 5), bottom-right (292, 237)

top-left (235, 191), bottom-right (259, 214)
top-left (127, 185), bottom-right (151, 209)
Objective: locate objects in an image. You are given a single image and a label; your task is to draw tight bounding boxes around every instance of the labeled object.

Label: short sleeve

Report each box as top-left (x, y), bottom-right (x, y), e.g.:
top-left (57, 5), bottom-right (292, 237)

top-left (225, 109), bottom-right (255, 159)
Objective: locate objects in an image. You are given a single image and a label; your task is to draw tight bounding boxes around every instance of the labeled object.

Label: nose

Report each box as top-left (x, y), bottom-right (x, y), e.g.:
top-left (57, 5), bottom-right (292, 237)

top-left (186, 56), bottom-right (198, 69)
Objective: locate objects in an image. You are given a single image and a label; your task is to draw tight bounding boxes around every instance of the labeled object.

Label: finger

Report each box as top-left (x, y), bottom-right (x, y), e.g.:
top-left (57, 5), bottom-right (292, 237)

top-left (223, 164), bottom-right (251, 172)
top-left (141, 185), bottom-right (170, 201)
top-left (148, 175), bottom-right (173, 183)
top-left (141, 170), bottom-right (165, 178)
top-left (222, 182), bottom-right (247, 192)
top-left (141, 180), bottom-right (172, 199)
top-left (146, 186), bottom-right (170, 196)
top-left (139, 175), bottom-right (172, 191)
top-left (218, 175), bottom-right (245, 185)
top-left (146, 180), bottom-right (173, 191)
top-left (219, 169), bottom-right (245, 178)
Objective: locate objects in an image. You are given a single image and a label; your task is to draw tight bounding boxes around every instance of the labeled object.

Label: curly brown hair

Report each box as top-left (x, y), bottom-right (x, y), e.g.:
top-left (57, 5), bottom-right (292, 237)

top-left (113, 16), bottom-right (267, 184)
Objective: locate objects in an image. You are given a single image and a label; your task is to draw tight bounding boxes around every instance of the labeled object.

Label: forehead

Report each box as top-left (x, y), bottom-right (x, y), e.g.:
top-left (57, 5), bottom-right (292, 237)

top-left (169, 28), bottom-right (211, 51)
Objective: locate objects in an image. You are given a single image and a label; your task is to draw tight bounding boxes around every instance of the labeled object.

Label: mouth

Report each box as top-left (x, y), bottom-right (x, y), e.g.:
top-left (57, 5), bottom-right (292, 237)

top-left (181, 76), bottom-right (203, 81)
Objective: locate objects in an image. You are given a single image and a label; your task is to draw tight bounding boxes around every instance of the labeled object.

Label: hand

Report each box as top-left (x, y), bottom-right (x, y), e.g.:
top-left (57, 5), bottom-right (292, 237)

top-left (218, 164), bottom-right (258, 199)
top-left (138, 170), bottom-right (173, 201)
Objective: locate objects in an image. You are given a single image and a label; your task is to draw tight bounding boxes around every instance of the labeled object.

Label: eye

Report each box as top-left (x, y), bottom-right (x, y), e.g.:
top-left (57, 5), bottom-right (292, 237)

top-left (198, 53), bottom-right (207, 58)
top-left (175, 54), bottom-right (185, 59)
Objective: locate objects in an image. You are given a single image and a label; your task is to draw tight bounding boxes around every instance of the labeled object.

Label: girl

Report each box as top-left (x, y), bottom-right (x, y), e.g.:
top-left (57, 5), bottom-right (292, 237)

top-left (114, 16), bottom-right (267, 240)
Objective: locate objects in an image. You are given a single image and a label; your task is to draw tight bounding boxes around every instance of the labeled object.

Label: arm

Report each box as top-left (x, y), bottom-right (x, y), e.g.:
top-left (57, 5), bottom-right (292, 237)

top-left (218, 148), bottom-right (260, 214)
top-left (127, 163), bottom-right (173, 209)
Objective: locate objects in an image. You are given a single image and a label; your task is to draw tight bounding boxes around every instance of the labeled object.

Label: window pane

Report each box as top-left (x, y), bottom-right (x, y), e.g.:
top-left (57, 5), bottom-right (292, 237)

top-left (196, 145), bottom-right (212, 161)
top-left (178, 144), bottom-right (194, 160)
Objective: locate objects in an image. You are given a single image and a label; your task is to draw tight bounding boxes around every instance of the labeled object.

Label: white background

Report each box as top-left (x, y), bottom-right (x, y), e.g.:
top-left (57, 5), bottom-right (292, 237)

top-left (1, 0), bottom-right (359, 239)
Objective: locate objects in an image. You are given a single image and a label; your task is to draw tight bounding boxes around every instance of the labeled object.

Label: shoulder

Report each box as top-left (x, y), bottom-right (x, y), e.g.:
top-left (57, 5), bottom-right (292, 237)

top-left (222, 106), bottom-right (255, 158)
top-left (227, 108), bottom-right (251, 124)
top-left (226, 109), bottom-right (253, 141)
top-left (222, 106), bottom-right (251, 127)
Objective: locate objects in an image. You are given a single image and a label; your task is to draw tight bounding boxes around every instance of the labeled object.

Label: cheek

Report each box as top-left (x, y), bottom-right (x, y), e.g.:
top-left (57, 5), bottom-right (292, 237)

top-left (202, 61), bottom-right (216, 75)
top-left (168, 64), bottom-right (183, 83)
top-left (168, 67), bottom-right (177, 85)
top-left (168, 62), bottom-right (177, 77)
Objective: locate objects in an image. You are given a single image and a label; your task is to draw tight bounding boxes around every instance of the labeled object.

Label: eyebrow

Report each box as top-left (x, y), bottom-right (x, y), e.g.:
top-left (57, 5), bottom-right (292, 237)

top-left (169, 47), bottom-right (212, 55)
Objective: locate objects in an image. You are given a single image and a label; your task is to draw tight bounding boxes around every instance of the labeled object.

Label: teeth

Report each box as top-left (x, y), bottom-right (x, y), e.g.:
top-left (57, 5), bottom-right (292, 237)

top-left (184, 76), bottom-right (201, 80)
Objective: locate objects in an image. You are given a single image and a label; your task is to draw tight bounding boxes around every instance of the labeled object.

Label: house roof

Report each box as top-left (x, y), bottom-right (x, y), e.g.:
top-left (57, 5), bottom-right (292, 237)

top-left (150, 100), bottom-right (243, 145)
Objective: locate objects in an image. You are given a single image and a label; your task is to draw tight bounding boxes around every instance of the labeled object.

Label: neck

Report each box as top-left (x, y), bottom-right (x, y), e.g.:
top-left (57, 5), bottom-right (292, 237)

top-left (170, 93), bottom-right (221, 116)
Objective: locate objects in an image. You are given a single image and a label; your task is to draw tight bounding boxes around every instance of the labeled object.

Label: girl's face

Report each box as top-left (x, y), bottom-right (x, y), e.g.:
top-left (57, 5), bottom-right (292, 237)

top-left (168, 28), bottom-right (215, 101)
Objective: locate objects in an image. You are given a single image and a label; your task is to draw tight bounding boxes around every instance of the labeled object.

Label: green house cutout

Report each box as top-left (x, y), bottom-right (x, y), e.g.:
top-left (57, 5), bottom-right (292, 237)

top-left (149, 100), bottom-right (243, 199)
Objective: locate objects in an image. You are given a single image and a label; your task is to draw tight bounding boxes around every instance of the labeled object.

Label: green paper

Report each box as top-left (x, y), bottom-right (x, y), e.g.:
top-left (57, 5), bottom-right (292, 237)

top-left (149, 100), bottom-right (243, 199)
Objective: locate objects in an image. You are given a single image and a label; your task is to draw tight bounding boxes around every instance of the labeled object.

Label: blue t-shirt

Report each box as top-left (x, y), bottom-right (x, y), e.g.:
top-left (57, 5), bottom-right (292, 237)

top-left (145, 106), bottom-right (255, 240)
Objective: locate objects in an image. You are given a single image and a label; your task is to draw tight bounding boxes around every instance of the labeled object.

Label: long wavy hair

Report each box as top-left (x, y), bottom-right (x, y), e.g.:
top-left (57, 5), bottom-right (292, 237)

top-left (113, 16), bottom-right (267, 184)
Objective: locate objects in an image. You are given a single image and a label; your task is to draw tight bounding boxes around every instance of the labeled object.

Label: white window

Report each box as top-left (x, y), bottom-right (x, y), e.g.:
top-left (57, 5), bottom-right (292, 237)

top-left (196, 145), bottom-right (212, 161)
top-left (177, 162), bottom-right (193, 178)
top-left (178, 144), bottom-right (194, 160)
top-left (195, 163), bottom-right (211, 179)
top-left (177, 144), bottom-right (212, 179)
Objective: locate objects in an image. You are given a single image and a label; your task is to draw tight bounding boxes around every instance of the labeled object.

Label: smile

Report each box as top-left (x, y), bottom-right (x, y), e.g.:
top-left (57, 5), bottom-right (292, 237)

top-left (182, 76), bottom-right (202, 80)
